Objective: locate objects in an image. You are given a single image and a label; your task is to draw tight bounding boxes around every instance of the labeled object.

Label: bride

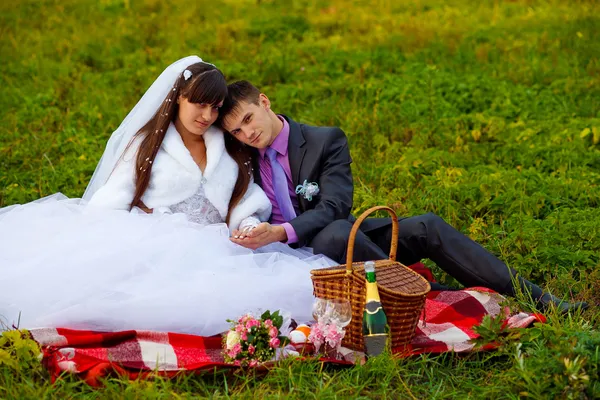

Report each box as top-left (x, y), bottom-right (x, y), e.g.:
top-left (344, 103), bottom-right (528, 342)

top-left (0, 56), bottom-right (334, 335)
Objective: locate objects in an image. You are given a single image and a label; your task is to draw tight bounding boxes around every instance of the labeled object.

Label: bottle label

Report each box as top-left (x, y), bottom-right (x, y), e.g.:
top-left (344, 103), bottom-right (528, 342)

top-left (365, 301), bottom-right (383, 314)
top-left (365, 282), bottom-right (381, 303)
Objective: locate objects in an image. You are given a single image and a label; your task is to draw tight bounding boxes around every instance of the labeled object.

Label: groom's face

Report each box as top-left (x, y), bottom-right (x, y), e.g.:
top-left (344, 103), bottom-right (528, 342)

top-left (221, 95), bottom-right (275, 149)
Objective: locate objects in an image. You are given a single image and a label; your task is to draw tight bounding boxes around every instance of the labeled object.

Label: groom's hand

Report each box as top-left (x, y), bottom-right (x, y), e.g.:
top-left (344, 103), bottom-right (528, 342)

top-left (230, 223), bottom-right (287, 250)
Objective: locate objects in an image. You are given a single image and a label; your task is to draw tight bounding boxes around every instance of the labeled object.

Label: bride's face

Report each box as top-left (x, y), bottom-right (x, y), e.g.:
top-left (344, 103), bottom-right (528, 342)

top-left (177, 97), bottom-right (222, 136)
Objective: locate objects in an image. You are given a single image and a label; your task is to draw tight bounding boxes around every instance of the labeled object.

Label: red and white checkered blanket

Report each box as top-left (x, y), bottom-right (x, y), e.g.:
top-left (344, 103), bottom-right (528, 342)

top-left (406, 287), bottom-right (545, 354)
top-left (28, 264), bottom-right (546, 385)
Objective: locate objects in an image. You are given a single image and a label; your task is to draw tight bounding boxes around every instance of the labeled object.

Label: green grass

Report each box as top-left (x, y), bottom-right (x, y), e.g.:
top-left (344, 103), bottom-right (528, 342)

top-left (1, 0), bottom-right (599, 398)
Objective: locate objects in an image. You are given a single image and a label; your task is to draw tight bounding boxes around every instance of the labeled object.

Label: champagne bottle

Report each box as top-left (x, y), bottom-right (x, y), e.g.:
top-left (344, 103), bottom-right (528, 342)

top-left (362, 261), bottom-right (389, 357)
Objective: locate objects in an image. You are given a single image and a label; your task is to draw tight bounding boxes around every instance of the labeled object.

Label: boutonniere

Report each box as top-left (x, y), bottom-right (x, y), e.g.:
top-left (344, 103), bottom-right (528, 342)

top-left (295, 180), bottom-right (319, 201)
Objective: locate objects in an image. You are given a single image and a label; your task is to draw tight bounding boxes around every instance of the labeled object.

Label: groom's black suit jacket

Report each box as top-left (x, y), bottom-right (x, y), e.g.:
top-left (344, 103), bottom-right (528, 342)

top-left (252, 115), bottom-right (389, 246)
top-left (252, 117), bottom-right (520, 293)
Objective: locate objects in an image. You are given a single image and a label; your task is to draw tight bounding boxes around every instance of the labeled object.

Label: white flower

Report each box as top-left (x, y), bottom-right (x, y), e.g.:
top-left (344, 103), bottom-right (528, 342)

top-left (183, 69), bottom-right (192, 80)
top-left (226, 330), bottom-right (241, 350)
top-left (295, 180), bottom-right (319, 201)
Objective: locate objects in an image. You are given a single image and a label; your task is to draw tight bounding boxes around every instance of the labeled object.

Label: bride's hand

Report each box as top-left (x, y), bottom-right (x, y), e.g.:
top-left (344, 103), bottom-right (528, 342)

top-left (230, 223), bottom-right (287, 250)
top-left (231, 225), bottom-right (255, 239)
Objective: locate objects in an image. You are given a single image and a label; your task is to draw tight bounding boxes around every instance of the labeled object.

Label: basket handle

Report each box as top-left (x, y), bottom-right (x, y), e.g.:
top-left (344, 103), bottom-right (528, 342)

top-left (345, 206), bottom-right (399, 273)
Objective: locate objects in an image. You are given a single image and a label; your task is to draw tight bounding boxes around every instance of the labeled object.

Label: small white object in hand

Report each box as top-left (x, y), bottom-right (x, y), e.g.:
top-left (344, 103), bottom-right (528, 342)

top-left (239, 216), bottom-right (260, 231)
top-left (183, 69), bottom-right (192, 80)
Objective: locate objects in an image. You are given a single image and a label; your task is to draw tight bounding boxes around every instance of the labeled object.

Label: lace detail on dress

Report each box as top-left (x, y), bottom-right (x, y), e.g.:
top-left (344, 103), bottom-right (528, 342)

top-left (169, 183), bottom-right (223, 225)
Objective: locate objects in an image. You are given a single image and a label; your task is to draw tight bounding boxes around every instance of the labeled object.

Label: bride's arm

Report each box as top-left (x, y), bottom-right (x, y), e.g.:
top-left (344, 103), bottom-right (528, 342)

top-left (87, 141), bottom-right (140, 210)
top-left (228, 179), bottom-right (272, 231)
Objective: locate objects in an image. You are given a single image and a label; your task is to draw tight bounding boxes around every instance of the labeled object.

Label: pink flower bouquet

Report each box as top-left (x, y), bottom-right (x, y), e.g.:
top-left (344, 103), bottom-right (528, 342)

top-left (223, 310), bottom-right (287, 367)
top-left (308, 321), bottom-right (345, 359)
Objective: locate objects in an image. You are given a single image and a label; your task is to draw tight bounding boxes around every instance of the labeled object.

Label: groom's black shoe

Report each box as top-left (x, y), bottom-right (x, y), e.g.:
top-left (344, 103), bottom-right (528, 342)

top-left (515, 277), bottom-right (589, 315)
top-left (428, 282), bottom-right (459, 291)
top-left (536, 293), bottom-right (589, 314)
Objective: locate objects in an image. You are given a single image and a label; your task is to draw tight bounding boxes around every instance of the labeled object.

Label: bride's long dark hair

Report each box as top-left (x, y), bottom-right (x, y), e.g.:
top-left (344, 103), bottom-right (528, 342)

top-left (129, 62), bottom-right (251, 224)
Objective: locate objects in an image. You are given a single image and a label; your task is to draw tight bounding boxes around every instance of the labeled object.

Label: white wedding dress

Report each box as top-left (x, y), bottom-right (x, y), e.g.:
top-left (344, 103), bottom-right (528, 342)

top-left (0, 188), bottom-right (336, 335)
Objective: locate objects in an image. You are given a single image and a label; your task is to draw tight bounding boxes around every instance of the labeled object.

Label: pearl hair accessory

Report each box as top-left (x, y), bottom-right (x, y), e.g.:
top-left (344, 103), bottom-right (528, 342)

top-left (183, 70), bottom-right (192, 80)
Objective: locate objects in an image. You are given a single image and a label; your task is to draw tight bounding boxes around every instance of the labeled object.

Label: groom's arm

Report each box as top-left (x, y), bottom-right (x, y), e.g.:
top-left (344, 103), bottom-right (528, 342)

top-left (288, 127), bottom-right (353, 244)
top-left (231, 126), bottom-right (353, 249)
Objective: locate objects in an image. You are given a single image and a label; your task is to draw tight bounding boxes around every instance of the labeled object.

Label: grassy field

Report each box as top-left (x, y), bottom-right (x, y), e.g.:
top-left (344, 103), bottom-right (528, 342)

top-left (1, 0), bottom-right (599, 398)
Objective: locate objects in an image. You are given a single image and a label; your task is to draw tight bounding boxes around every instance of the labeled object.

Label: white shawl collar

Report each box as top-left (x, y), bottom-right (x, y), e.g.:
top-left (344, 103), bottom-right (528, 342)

top-left (160, 123), bottom-right (225, 179)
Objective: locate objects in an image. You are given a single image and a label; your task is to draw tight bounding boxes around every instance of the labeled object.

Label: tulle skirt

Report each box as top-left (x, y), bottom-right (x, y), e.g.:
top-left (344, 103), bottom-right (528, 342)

top-left (0, 194), bottom-right (336, 335)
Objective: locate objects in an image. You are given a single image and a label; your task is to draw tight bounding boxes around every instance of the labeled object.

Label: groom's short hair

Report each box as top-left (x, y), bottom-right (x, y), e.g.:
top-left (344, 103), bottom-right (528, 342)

top-left (218, 80), bottom-right (261, 124)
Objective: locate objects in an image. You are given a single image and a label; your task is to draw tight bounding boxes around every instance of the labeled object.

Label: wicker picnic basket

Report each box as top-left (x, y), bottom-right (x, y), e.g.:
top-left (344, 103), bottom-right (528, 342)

top-left (310, 206), bottom-right (430, 351)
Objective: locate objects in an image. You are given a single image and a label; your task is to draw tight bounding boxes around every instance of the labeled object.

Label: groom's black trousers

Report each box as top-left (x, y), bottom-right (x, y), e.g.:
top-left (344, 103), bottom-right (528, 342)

top-left (308, 213), bottom-right (519, 296)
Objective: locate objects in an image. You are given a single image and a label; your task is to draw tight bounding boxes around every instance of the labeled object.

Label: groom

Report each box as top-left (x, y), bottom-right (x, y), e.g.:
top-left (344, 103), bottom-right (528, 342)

top-left (218, 80), bottom-right (588, 313)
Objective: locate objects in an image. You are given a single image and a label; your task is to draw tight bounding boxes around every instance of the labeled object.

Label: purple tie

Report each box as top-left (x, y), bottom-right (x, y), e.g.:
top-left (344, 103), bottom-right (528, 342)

top-left (266, 147), bottom-right (297, 222)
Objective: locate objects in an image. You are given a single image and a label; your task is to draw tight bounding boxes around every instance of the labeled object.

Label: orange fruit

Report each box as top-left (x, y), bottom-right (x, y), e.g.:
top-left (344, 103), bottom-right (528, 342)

top-left (296, 324), bottom-right (311, 337)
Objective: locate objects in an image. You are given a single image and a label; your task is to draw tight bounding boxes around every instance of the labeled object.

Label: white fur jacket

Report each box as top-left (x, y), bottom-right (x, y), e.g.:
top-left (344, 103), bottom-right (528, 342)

top-left (88, 123), bottom-right (272, 230)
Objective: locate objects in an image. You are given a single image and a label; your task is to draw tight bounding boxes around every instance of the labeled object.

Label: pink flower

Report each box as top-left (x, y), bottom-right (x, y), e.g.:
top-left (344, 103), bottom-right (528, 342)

top-left (308, 322), bottom-right (328, 351)
top-left (246, 318), bottom-right (260, 329)
top-left (310, 322), bottom-right (325, 340)
top-left (327, 324), bottom-right (342, 339)
top-left (225, 312), bottom-right (288, 364)
top-left (328, 324), bottom-right (338, 335)
top-left (306, 321), bottom-right (347, 354)
top-left (326, 332), bottom-right (342, 347)
top-left (228, 342), bottom-right (242, 359)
